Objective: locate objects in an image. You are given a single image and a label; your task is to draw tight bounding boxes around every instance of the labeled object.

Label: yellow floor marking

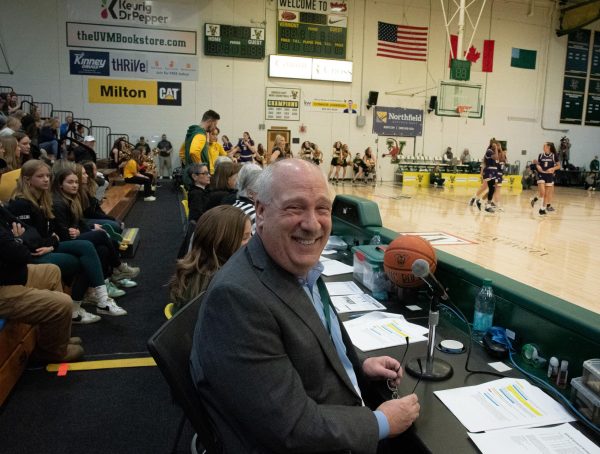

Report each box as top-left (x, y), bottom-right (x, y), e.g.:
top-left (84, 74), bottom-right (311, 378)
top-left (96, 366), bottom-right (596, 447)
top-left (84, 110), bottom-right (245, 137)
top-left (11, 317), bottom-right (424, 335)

top-left (46, 356), bottom-right (156, 372)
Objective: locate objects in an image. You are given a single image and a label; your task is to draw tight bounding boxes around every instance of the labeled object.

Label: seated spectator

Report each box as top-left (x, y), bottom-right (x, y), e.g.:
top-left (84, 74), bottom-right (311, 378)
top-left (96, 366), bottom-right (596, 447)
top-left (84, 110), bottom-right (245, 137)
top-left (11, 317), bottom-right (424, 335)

top-left (187, 162), bottom-right (211, 222)
top-left (204, 161), bottom-right (241, 210)
top-left (7, 92), bottom-right (19, 115)
top-left (0, 232), bottom-right (83, 363)
top-left (460, 148), bottom-right (472, 163)
top-left (135, 136), bottom-right (151, 156)
top-left (38, 118), bottom-right (60, 160)
top-left (168, 205), bottom-right (250, 313)
top-left (81, 161), bottom-right (123, 234)
top-left (0, 135), bottom-right (20, 170)
top-left (14, 132), bottom-right (33, 165)
top-left (60, 116), bottom-right (73, 141)
top-left (430, 165), bottom-right (445, 187)
top-left (0, 115), bottom-right (21, 137)
top-left (109, 137), bottom-right (127, 169)
top-left (73, 136), bottom-right (97, 163)
top-left (232, 163), bottom-right (262, 234)
top-left (123, 149), bottom-right (156, 202)
top-left (522, 166), bottom-right (535, 190)
top-left (442, 146), bottom-right (453, 162)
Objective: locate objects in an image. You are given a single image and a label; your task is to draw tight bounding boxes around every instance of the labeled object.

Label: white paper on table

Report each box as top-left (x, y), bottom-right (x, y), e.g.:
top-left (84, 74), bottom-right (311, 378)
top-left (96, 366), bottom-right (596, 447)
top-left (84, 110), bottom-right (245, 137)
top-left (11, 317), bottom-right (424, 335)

top-left (330, 294), bottom-right (386, 313)
top-left (321, 249), bottom-right (337, 255)
top-left (325, 281), bottom-right (362, 296)
top-left (468, 423), bottom-right (600, 454)
top-left (319, 256), bottom-right (332, 262)
top-left (321, 260), bottom-right (354, 276)
top-left (343, 312), bottom-right (428, 351)
top-left (434, 378), bottom-right (575, 433)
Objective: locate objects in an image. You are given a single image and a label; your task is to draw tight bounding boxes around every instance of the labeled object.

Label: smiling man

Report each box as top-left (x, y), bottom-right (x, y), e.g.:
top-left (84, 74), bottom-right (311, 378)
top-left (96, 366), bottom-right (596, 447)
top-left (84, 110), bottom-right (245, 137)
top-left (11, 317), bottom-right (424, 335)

top-left (190, 159), bottom-right (419, 453)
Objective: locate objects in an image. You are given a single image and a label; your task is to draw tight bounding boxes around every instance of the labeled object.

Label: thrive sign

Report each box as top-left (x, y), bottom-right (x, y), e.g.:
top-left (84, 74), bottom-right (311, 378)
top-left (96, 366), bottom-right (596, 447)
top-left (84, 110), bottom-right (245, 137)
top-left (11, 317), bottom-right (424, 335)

top-left (88, 79), bottom-right (181, 105)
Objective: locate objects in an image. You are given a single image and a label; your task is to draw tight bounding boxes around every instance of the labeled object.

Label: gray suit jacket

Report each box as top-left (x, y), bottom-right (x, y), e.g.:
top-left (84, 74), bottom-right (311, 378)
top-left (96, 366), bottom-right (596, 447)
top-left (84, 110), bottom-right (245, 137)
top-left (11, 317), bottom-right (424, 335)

top-left (190, 235), bottom-right (380, 453)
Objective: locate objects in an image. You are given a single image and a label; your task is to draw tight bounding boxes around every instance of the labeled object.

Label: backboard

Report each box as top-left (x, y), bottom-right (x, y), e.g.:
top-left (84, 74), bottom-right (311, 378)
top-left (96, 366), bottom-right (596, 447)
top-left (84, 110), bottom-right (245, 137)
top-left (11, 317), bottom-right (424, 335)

top-left (436, 81), bottom-right (483, 118)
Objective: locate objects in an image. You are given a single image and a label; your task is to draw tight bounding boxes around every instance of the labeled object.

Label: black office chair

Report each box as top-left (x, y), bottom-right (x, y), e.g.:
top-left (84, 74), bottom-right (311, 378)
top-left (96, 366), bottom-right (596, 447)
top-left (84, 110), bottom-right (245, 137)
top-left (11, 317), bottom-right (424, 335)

top-left (147, 293), bottom-right (221, 454)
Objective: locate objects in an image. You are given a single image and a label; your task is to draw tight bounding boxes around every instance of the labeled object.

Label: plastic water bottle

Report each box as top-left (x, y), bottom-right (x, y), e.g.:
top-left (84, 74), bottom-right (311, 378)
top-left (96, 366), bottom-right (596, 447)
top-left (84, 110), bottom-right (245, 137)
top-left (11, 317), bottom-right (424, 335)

top-left (473, 279), bottom-right (495, 341)
top-left (369, 234), bottom-right (382, 245)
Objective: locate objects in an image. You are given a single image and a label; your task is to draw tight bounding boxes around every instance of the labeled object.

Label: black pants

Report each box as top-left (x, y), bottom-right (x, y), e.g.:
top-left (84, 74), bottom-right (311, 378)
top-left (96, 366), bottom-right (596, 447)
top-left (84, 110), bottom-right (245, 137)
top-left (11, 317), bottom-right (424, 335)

top-left (125, 174), bottom-right (153, 197)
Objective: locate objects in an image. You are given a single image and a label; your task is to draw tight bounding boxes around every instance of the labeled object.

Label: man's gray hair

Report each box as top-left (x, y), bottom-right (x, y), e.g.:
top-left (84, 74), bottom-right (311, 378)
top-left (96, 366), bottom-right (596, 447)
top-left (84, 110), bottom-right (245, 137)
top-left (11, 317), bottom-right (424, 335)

top-left (236, 164), bottom-right (262, 197)
top-left (256, 159), bottom-right (325, 206)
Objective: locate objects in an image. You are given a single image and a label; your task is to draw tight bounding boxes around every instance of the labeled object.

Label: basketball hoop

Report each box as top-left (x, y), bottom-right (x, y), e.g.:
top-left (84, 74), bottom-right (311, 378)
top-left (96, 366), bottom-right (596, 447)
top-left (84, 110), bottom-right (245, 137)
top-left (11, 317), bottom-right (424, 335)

top-left (456, 105), bottom-right (472, 120)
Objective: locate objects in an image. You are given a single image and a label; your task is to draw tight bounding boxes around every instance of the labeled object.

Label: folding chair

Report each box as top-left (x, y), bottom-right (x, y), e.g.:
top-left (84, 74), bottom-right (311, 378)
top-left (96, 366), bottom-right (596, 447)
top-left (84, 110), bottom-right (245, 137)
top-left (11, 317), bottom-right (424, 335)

top-left (148, 293), bottom-right (221, 454)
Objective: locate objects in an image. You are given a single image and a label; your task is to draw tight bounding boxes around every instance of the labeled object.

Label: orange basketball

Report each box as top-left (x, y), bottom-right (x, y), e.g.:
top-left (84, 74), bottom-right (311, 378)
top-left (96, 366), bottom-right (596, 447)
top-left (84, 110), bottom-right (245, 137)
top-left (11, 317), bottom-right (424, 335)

top-left (383, 235), bottom-right (437, 288)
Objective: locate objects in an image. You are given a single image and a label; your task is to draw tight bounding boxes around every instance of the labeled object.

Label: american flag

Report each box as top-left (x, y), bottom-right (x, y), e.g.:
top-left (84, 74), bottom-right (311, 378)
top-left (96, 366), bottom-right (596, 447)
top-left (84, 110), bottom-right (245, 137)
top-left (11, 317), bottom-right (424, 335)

top-left (377, 22), bottom-right (429, 61)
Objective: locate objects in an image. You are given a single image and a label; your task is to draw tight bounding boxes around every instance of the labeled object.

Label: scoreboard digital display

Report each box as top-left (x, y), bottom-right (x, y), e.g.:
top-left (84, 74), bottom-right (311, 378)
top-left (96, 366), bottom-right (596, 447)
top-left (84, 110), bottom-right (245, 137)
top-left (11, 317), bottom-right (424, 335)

top-left (204, 24), bottom-right (265, 60)
top-left (277, 10), bottom-right (347, 60)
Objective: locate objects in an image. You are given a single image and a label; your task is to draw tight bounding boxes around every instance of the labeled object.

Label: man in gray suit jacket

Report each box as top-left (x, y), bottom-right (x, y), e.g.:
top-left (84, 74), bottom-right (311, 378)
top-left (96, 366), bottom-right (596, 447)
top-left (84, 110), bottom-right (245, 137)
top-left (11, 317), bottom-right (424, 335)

top-left (190, 159), bottom-right (419, 453)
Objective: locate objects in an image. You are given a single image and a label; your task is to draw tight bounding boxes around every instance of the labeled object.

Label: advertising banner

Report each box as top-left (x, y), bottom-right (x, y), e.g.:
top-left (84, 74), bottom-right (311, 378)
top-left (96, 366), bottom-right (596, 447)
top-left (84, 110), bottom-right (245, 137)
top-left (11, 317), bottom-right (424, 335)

top-left (67, 22), bottom-right (197, 55)
top-left (67, 0), bottom-right (199, 29)
top-left (70, 50), bottom-right (197, 80)
top-left (266, 87), bottom-right (300, 121)
top-left (88, 78), bottom-right (182, 106)
top-left (373, 107), bottom-right (423, 137)
top-left (303, 97), bottom-right (358, 113)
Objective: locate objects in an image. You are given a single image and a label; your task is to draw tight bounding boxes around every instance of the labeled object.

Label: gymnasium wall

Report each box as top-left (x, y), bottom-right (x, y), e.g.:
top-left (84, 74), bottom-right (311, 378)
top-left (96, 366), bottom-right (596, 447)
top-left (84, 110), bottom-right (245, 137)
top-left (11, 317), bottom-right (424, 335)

top-left (1, 0), bottom-right (598, 180)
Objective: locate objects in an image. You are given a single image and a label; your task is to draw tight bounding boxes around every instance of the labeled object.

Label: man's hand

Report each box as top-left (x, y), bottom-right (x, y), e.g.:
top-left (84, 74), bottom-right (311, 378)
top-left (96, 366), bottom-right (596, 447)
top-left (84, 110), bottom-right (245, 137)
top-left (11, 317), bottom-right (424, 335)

top-left (363, 356), bottom-right (402, 386)
top-left (11, 222), bottom-right (25, 237)
top-left (377, 394), bottom-right (420, 437)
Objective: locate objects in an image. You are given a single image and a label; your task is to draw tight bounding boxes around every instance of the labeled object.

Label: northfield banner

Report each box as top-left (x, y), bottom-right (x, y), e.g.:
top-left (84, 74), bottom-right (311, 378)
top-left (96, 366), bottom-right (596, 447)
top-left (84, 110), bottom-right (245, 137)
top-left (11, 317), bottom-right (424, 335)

top-left (373, 107), bottom-right (423, 136)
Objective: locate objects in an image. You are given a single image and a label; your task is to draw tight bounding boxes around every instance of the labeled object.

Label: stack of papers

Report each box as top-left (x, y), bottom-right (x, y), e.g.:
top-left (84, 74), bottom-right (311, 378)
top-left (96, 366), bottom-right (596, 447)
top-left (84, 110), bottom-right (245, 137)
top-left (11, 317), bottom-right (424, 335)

top-left (325, 281), bottom-right (385, 314)
top-left (343, 312), bottom-right (429, 351)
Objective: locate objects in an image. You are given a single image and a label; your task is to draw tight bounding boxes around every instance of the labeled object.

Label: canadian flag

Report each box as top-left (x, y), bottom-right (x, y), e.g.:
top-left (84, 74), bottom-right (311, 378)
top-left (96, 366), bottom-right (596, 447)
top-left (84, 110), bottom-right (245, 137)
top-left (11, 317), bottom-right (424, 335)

top-left (449, 35), bottom-right (495, 72)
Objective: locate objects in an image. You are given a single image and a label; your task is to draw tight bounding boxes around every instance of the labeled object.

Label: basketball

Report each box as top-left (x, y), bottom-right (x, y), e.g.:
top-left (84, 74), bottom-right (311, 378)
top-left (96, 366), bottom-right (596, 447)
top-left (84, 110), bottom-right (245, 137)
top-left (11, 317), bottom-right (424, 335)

top-left (383, 235), bottom-right (437, 288)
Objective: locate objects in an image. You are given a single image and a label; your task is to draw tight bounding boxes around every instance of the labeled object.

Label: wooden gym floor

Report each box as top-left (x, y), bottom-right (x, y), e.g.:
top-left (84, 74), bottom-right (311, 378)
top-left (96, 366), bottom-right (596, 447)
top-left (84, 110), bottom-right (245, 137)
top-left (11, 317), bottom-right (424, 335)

top-left (331, 181), bottom-right (600, 316)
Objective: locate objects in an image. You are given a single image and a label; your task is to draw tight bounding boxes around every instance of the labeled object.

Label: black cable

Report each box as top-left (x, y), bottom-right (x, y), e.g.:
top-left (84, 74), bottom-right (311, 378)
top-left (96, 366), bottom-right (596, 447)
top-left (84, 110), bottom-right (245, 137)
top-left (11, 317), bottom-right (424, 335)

top-left (411, 358), bottom-right (423, 394)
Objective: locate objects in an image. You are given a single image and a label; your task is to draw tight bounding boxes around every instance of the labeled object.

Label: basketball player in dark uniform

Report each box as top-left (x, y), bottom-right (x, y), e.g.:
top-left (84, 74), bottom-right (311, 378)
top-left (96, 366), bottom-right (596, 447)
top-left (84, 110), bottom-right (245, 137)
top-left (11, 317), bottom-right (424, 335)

top-left (532, 142), bottom-right (560, 215)
top-left (470, 140), bottom-right (499, 213)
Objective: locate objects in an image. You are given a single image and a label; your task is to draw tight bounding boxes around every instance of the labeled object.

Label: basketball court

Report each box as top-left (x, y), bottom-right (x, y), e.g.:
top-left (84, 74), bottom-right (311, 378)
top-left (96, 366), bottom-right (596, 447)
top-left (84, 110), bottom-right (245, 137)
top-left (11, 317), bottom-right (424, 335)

top-left (331, 182), bottom-right (600, 316)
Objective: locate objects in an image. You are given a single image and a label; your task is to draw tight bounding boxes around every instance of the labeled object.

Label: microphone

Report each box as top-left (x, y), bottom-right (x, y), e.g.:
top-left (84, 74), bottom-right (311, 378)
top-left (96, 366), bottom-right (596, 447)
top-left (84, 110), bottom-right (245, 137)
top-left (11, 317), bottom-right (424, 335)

top-left (411, 259), bottom-right (449, 301)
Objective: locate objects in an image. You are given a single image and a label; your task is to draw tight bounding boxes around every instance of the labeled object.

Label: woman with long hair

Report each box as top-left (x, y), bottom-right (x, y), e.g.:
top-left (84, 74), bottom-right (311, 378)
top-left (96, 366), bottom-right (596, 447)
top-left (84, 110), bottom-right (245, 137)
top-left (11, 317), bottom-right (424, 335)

top-left (232, 132), bottom-right (256, 164)
top-left (169, 206), bottom-right (251, 312)
top-left (269, 135), bottom-right (286, 163)
top-left (109, 137), bottom-right (127, 169)
top-left (52, 168), bottom-right (138, 312)
top-left (328, 140), bottom-right (343, 182)
top-left (204, 161), bottom-right (241, 209)
top-left (7, 160), bottom-right (118, 323)
top-left (0, 135), bottom-right (20, 170)
top-left (13, 132), bottom-right (33, 165)
top-left (80, 161), bottom-right (122, 234)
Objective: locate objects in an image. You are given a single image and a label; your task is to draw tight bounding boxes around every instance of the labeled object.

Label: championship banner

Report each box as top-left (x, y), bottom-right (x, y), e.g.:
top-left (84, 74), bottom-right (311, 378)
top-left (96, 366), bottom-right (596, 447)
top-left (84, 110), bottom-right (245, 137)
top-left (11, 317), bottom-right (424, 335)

top-left (67, 22), bottom-right (197, 55)
top-left (88, 79), bottom-right (182, 106)
top-left (266, 87), bottom-right (300, 121)
top-left (67, 0), bottom-right (199, 29)
top-left (373, 107), bottom-right (423, 137)
top-left (303, 97), bottom-right (358, 113)
top-left (70, 50), bottom-right (197, 81)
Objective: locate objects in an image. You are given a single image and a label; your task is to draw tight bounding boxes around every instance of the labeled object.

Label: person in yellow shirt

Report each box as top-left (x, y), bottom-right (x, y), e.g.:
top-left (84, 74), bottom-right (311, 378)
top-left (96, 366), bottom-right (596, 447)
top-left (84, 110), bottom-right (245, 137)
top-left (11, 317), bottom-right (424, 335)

top-left (207, 127), bottom-right (236, 174)
top-left (123, 149), bottom-right (156, 201)
top-left (179, 110), bottom-right (221, 170)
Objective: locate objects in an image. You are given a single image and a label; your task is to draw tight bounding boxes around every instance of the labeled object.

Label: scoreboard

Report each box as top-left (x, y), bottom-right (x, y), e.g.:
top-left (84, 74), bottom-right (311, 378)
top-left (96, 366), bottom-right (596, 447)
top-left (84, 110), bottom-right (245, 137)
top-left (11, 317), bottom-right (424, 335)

top-left (204, 24), bottom-right (265, 59)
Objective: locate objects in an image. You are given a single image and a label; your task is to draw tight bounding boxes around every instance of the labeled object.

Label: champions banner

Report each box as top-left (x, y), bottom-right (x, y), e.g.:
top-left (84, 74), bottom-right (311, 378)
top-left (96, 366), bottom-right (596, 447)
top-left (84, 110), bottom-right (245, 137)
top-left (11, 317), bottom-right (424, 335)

top-left (373, 107), bottom-right (423, 137)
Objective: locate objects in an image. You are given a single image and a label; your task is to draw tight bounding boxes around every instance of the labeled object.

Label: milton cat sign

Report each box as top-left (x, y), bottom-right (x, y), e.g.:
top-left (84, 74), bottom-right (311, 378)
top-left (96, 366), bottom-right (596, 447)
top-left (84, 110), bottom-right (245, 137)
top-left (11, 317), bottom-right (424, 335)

top-left (88, 79), bottom-right (181, 105)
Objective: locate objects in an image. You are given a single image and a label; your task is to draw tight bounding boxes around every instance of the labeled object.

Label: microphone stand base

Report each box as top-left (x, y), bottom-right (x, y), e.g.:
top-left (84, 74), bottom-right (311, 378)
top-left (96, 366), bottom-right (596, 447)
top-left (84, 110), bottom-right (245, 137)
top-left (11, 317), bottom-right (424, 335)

top-left (405, 358), bottom-right (453, 381)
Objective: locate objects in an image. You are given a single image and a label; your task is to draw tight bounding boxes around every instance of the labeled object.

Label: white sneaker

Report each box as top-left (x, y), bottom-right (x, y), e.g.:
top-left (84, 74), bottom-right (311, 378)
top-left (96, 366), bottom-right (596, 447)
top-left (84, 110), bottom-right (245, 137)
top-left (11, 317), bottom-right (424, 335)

top-left (72, 307), bottom-right (101, 324)
top-left (114, 278), bottom-right (137, 288)
top-left (96, 297), bottom-right (127, 316)
top-left (144, 196), bottom-right (156, 202)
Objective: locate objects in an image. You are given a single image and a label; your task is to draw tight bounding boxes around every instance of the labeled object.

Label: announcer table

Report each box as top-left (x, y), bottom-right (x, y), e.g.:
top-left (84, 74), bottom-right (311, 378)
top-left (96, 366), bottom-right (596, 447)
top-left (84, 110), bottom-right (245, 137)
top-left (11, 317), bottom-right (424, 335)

top-left (324, 251), bottom-right (600, 453)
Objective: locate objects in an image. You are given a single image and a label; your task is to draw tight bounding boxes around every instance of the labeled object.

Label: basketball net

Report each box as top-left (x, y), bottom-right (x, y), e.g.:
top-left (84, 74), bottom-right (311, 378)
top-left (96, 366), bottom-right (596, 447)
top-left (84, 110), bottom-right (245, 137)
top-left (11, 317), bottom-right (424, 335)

top-left (456, 105), bottom-right (471, 122)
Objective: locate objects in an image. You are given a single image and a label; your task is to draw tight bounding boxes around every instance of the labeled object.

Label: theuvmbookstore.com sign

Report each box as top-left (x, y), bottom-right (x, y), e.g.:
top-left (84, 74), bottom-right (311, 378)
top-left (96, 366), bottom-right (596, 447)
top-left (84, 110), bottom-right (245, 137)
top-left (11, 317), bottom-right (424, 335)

top-left (67, 22), bottom-right (197, 55)
top-left (88, 78), bottom-right (182, 106)
top-left (70, 50), bottom-right (197, 80)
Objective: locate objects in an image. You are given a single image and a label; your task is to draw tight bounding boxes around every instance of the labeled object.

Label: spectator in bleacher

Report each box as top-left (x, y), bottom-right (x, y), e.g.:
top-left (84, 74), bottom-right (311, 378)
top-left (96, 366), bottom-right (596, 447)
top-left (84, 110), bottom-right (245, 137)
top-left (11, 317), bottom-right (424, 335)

top-left (38, 118), bottom-right (60, 160)
top-left (60, 116), bottom-right (73, 140)
top-left (168, 205), bottom-right (251, 313)
top-left (156, 133), bottom-right (173, 180)
top-left (187, 162), bottom-right (211, 222)
top-left (0, 223), bottom-right (84, 362)
top-left (7, 92), bottom-right (19, 115)
top-left (0, 115), bottom-right (21, 137)
top-left (205, 161), bottom-right (241, 210)
top-left (460, 148), bottom-right (472, 164)
top-left (109, 137), bottom-right (127, 169)
top-left (13, 132), bottom-right (33, 165)
top-left (232, 163), bottom-right (262, 235)
top-left (0, 135), bottom-right (20, 170)
top-left (123, 148), bottom-right (156, 202)
top-left (179, 109), bottom-right (221, 173)
top-left (442, 147), bottom-right (453, 163)
top-left (0, 93), bottom-right (8, 117)
top-left (20, 114), bottom-right (38, 144)
top-left (52, 168), bottom-right (139, 303)
top-left (73, 135), bottom-right (97, 163)
top-left (80, 162), bottom-right (122, 234)
top-left (135, 136), bottom-right (151, 156)
top-left (0, 140), bottom-right (6, 175)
